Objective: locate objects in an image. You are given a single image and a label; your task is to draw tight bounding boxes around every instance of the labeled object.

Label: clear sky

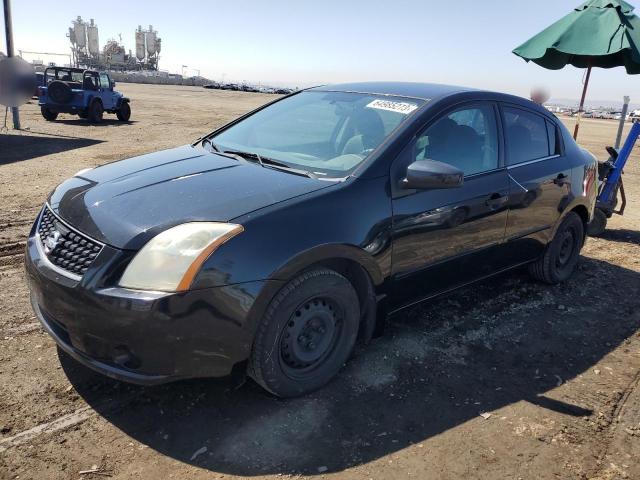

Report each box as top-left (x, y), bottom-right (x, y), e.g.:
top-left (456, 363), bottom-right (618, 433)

top-left (2, 0), bottom-right (639, 104)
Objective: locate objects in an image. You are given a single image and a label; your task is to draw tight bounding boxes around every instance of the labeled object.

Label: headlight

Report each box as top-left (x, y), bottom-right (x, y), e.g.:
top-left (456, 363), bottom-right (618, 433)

top-left (119, 222), bottom-right (243, 292)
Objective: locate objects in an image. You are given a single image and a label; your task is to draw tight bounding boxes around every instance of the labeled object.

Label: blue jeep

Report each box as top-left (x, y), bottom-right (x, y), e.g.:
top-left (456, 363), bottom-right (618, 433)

top-left (38, 67), bottom-right (130, 123)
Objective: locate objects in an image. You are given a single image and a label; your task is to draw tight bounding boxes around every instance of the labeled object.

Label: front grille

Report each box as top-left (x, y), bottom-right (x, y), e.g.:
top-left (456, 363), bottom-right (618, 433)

top-left (37, 205), bottom-right (103, 277)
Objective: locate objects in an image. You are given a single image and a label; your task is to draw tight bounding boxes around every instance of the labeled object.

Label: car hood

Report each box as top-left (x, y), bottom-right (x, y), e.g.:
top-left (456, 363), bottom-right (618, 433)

top-left (48, 145), bottom-right (335, 249)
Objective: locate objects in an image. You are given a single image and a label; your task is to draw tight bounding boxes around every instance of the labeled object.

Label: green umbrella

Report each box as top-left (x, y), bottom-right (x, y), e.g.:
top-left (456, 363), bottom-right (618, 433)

top-left (513, 0), bottom-right (640, 139)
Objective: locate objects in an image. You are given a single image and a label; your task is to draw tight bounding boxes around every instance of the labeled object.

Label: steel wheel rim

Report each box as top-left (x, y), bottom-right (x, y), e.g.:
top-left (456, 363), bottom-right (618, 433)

top-left (556, 228), bottom-right (575, 268)
top-left (279, 297), bottom-right (342, 377)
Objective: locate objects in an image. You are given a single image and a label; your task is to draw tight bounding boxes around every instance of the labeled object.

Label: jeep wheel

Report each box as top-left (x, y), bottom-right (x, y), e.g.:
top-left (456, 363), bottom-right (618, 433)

top-left (41, 107), bottom-right (58, 121)
top-left (116, 102), bottom-right (131, 122)
top-left (529, 212), bottom-right (584, 284)
top-left (88, 101), bottom-right (103, 123)
top-left (248, 268), bottom-right (360, 398)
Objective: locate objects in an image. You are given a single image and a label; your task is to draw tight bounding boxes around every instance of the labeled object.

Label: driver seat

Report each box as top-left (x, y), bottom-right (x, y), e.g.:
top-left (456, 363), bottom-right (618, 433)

top-left (83, 76), bottom-right (97, 90)
top-left (342, 109), bottom-right (386, 155)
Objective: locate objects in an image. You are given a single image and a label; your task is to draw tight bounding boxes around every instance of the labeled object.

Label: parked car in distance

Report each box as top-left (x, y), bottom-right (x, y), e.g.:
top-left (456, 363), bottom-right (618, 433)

top-left (33, 72), bottom-right (45, 98)
top-left (37, 67), bottom-right (130, 123)
top-left (26, 82), bottom-right (597, 397)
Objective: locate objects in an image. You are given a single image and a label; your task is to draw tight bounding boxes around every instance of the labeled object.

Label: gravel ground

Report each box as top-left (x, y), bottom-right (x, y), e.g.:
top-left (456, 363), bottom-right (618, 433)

top-left (0, 84), bottom-right (639, 480)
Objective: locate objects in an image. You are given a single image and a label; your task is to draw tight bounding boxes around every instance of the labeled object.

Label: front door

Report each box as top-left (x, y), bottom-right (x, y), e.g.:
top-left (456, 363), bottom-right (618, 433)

top-left (98, 73), bottom-right (114, 110)
top-left (390, 102), bottom-right (509, 310)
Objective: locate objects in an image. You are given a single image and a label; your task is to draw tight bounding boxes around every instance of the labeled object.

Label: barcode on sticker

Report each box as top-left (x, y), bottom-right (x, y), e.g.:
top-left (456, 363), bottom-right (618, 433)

top-left (366, 99), bottom-right (418, 115)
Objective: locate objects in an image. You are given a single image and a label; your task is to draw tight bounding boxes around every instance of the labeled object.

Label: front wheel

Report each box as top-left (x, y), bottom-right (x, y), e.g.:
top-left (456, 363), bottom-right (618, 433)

top-left (248, 268), bottom-right (360, 397)
top-left (529, 212), bottom-right (584, 284)
top-left (116, 101), bottom-right (131, 121)
top-left (41, 107), bottom-right (58, 121)
top-left (88, 101), bottom-right (103, 123)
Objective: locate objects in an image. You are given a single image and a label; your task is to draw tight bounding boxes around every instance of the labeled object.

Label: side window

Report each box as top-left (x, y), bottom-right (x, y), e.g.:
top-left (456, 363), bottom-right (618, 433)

top-left (415, 104), bottom-right (498, 176)
top-left (503, 107), bottom-right (550, 165)
top-left (99, 74), bottom-right (110, 89)
top-left (546, 120), bottom-right (560, 156)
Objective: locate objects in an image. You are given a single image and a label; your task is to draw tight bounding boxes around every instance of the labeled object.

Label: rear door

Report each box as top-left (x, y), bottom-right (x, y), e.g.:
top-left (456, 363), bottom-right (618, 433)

top-left (501, 105), bottom-right (570, 261)
top-left (390, 102), bottom-right (510, 309)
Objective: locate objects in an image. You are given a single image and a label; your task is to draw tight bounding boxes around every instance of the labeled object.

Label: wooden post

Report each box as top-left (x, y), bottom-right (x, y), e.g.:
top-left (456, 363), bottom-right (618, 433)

top-left (573, 61), bottom-right (592, 141)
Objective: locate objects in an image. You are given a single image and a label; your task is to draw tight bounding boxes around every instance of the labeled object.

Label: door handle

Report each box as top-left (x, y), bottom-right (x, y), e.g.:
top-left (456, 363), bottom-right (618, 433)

top-left (485, 193), bottom-right (508, 209)
top-left (554, 173), bottom-right (570, 186)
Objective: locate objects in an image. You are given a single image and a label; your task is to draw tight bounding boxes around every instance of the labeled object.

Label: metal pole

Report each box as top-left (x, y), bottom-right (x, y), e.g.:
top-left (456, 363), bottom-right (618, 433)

top-left (615, 96), bottom-right (630, 149)
top-left (3, 0), bottom-right (20, 129)
top-left (573, 61), bottom-right (592, 141)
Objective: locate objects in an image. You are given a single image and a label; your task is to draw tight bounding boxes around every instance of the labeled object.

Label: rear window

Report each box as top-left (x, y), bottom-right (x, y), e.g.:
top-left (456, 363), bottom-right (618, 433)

top-left (45, 70), bottom-right (83, 83)
top-left (503, 107), bottom-right (550, 165)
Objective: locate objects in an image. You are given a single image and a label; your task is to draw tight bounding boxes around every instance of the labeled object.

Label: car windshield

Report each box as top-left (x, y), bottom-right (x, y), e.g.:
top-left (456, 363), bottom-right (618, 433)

top-left (210, 91), bottom-right (425, 178)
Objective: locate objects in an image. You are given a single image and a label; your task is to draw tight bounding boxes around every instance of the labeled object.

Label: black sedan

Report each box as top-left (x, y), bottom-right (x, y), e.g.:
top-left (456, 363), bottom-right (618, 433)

top-left (25, 82), bottom-right (598, 397)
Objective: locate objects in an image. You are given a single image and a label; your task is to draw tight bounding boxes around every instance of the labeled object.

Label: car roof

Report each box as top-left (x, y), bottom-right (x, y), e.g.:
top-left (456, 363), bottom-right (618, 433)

top-left (308, 82), bottom-right (475, 101)
top-left (45, 66), bottom-right (100, 74)
top-left (307, 81), bottom-right (556, 121)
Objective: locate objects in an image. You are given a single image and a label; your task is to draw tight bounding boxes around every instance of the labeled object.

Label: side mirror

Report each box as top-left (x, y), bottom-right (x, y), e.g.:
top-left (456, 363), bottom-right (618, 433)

top-left (110, 80), bottom-right (116, 89)
top-left (402, 160), bottom-right (464, 190)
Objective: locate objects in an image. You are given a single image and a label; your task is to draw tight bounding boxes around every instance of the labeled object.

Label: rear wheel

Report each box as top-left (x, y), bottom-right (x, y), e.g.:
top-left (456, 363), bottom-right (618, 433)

top-left (248, 268), bottom-right (360, 397)
top-left (88, 100), bottom-right (103, 123)
top-left (529, 212), bottom-right (584, 284)
top-left (116, 101), bottom-right (131, 121)
top-left (40, 107), bottom-right (58, 121)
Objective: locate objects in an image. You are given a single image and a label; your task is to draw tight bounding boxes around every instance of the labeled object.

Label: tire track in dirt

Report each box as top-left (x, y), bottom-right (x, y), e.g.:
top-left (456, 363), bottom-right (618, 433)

top-left (0, 219), bottom-right (32, 230)
top-left (587, 367), bottom-right (640, 479)
top-left (0, 242), bottom-right (25, 258)
top-left (0, 391), bottom-right (141, 454)
top-left (0, 406), bottom-right (96, 454)
top-left (3, 321), bottom-right (39, 336)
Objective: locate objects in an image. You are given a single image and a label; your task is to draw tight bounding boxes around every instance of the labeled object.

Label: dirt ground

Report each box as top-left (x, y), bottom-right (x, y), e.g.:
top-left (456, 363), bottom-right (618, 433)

top-left (0, 83), bottom-right (639, 480)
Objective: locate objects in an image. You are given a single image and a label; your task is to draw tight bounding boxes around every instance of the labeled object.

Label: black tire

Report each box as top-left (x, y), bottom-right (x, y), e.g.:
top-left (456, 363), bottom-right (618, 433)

top-left (529, 212), bottom-right (584, 284)
top-left (587, 208), bottom-right (608, 237)
top-left (47, 80), bottom-right (72, 104)
top-left (116, 101), bottom-right (131, 121)
top-left (87, 100), bottom-right (103, 123)
top-left (40, 107), bottom-right (58, 121)
top-left (248, 268), bottom-right (360, 397)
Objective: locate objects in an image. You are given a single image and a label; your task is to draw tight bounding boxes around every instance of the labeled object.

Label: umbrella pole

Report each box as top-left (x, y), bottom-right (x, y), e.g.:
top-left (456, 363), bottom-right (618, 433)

top-left (573, 63), bottom-right (592, 140)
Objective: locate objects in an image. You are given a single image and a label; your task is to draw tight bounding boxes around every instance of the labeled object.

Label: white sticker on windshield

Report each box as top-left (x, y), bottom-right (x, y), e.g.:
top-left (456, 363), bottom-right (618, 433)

top-left (366, 99), bottom-right (418, 115)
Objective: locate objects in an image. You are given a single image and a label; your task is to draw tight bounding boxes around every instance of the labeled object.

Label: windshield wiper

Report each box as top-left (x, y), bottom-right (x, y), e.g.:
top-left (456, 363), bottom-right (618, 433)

top-left (201, 138), bottom-right (247, 162)
top-left (201, 137), bottom-right (220, 152)
top-left (223, 150), bottom-right (317, 179)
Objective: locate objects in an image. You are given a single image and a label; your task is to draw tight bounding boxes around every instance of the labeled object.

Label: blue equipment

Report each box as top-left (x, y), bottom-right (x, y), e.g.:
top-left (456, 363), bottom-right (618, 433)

top-left (588, 120), bottom-right (640, 236)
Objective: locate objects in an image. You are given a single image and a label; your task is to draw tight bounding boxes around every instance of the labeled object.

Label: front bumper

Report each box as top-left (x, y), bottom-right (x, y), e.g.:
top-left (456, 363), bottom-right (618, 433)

top-left (25, 232), bottom-right (277, 385)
